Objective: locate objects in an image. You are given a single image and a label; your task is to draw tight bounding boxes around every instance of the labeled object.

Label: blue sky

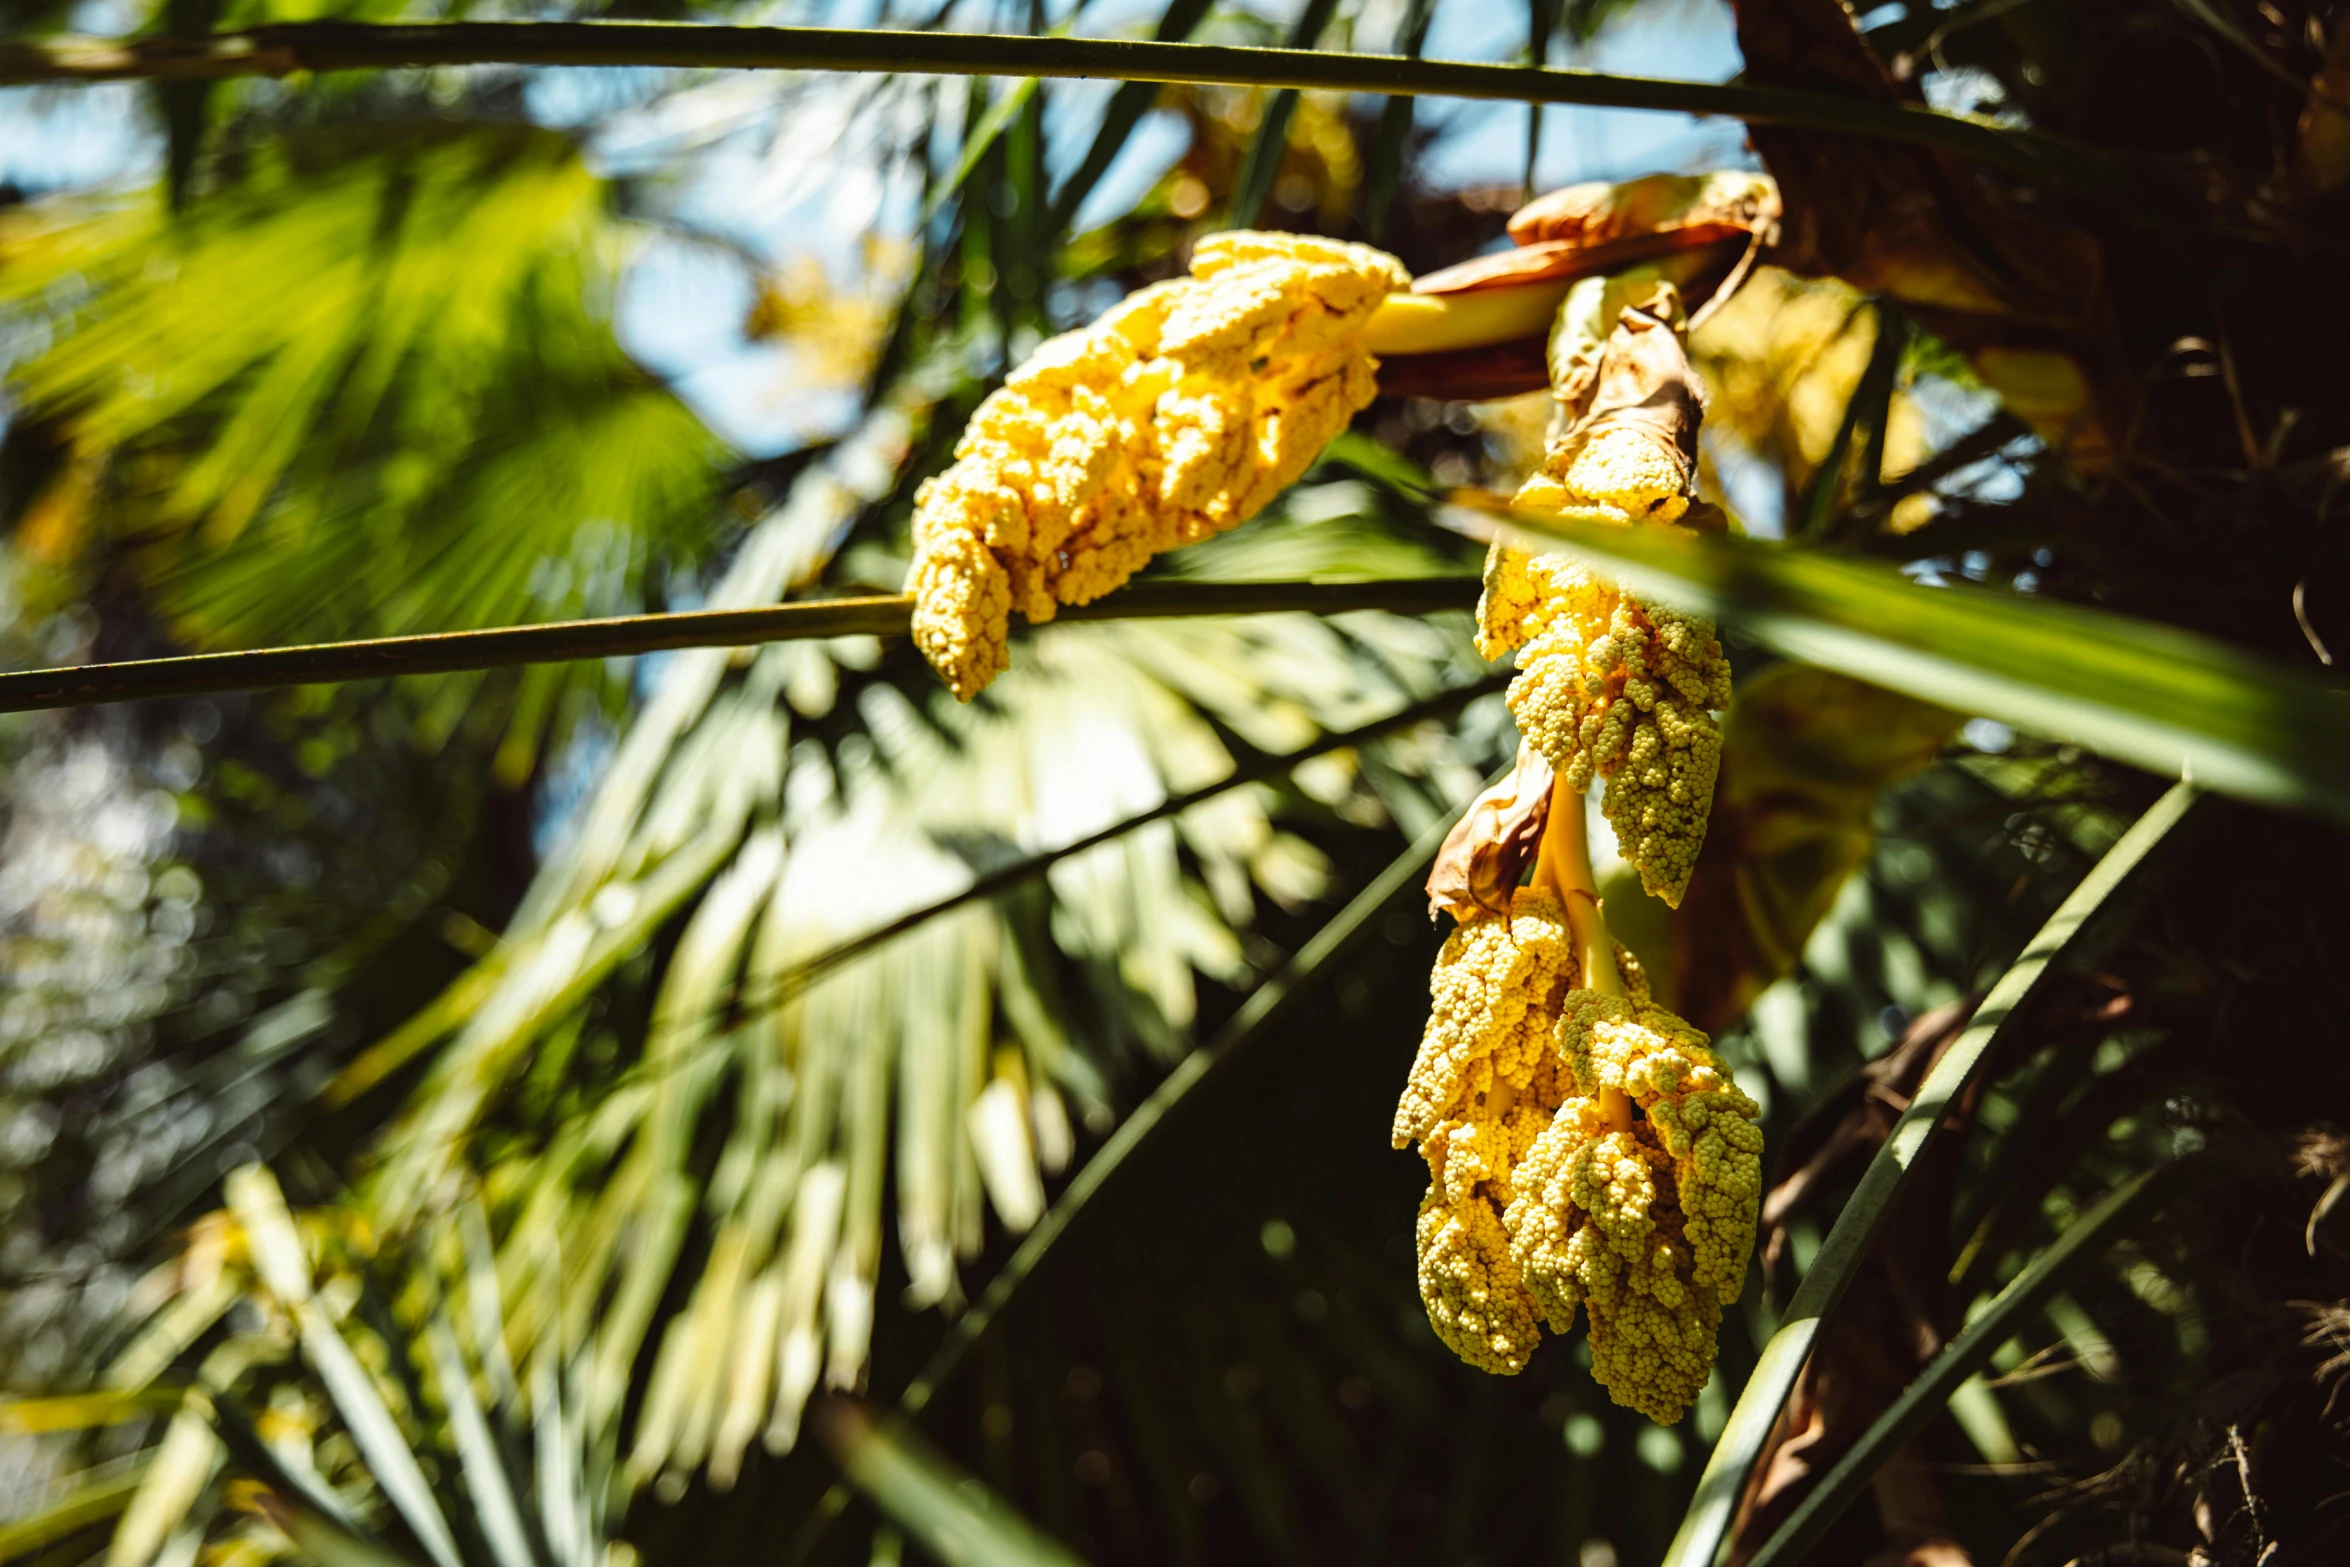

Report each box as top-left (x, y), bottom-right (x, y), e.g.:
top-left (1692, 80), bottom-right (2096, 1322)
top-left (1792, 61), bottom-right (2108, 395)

top-left (2, 0), bottom-right (1753, 455)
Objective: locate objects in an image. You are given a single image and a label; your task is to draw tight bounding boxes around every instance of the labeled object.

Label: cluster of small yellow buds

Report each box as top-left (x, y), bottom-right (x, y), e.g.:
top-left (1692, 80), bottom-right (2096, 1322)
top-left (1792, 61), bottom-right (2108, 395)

top-left (904, 232), bottom-right (1411, 699)
top-left (1502, 992), bottom-right (1762, 1423)
top-left (1483, 552), bottom-right (1731, 908)
top-left (1395, 885), bottom-right (1574, 1374)
top-left (1477, 287), bottom-right (1733, 909)
top-left (1395, 884), bottom-right (1761, 1421)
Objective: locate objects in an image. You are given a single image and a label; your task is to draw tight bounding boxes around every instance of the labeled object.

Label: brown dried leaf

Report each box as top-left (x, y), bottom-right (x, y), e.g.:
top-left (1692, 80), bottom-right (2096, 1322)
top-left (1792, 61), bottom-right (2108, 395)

top-left (1571, 300), bottom-right (1705, 481)
top-left (1411, 230), bottom-right (1750, 298)
top-left (1726, 0), bottom-right (2110, 454)
top-left (1426, 743), bottom-right (1555, 923)
top-left (1515, 298), bottom-right (1708, 521)
top-left (1506, 170), bottom-right (1781, 250)
top-left (1384, 171), bottom-right (1775, 401)
top-left (1550, 275), bottom-right (1687, 414)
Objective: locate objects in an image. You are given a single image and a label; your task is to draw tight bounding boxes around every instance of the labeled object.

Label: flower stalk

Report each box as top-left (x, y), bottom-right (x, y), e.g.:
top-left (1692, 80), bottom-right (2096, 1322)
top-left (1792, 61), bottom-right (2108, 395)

top-left (1529, 776), bottom-right (1636, 1133)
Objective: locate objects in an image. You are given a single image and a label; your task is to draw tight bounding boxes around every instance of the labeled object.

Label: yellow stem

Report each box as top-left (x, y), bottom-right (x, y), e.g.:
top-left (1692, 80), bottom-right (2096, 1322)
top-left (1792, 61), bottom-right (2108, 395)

top-left (1360, 279), bottom-right (1575, 356)
top-left (1533, 771), bottom-right (1634, 1133)
top-left (1537, 773), bottom-right (1621, 996)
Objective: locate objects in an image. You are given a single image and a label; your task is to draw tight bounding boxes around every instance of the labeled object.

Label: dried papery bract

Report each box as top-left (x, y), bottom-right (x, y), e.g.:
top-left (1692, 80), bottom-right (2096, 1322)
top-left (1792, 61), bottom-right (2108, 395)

top-left (905, 232), bottom-right (1410, 699)
top-left (1406, 173), bottom-right (1780, 304)
top-left (1387, 172), bottom-right (1780, 402)
top-left (1506, 170), bottom-right (1781, 254)
top-left (1425, 744), bottom-right (1555, 924)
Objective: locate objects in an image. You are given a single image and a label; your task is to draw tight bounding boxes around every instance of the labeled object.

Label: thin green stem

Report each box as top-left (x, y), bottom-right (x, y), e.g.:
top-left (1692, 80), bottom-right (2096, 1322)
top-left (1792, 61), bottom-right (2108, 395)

top-left (1741, 1164), bottom-right (2170, 1567)
top-left (1847, 411), bottom-right (2029, 536)
top-left (0, 24), bottom-right (2107, 186)
top-left (1795, 296), bottom-right (1900, 544)
top-left (1660, 780), bottom-right (2201, 1567)
top-left (1362, 0), bottom-right (1437, 241)
top-left (1042, 0), bottom-right (1212, 233)
top-left (728, 673), bottom-right (1506, 1020)
top-left (1223, 0), bottom-right (1343, 229)
top-left (0, 577), bottom-right (1478, 714)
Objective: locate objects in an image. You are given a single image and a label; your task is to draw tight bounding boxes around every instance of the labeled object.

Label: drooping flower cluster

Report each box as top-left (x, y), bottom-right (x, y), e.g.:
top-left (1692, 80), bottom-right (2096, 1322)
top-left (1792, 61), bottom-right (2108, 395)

top-left (1504, 992), bottom-right (1763, 1423)
top-left (1477, 283), bottom-right (1733, 908)
top-left (1384, 172), bottom-right (1770, 1423)
top-left (1394, 885), bottom-right (1575, 1374)
top-left (1394, 894), bottom-right (1761, 1421)
top-left (905, 232), bottom-right (1411, 699)
top-left (1480, 550), bottom-right (1731, 909)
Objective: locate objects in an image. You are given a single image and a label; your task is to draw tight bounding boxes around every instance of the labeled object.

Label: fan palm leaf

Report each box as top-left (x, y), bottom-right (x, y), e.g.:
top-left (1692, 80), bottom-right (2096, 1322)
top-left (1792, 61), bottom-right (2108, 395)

top-left (325, 415), bottom-right (1496, 1490)
top-left (0, 122), bottom-right (728, 775)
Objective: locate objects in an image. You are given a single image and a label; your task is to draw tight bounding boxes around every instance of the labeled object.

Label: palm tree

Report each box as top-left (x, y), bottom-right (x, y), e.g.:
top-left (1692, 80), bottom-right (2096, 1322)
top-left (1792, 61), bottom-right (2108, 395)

top-left (0, 1), bottom-right (2346, 1565)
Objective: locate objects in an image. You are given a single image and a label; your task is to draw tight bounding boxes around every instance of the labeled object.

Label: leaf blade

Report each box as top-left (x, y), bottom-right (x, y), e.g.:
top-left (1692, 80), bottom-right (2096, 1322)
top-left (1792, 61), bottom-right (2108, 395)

top-left (1662, 781), bottom-right (2202, 1567)
top-left (223, 1167), bottom-right (466, 1567)
top-left (1742, 1165), bottom-right (2170, 1567)
top-left (813, 1401), bottom-right (1089, 1567)
top-left (1444, 497), bottom-right (2350, 825)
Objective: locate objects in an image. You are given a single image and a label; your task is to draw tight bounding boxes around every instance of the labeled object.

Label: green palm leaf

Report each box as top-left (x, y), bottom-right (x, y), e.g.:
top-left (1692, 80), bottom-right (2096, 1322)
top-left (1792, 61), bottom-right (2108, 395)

top-left (1372, 472), bottom-right (2350, 824)
top-left (814, 1401), bottom-right (1089, 1567)
top-left (0, 123), bottom-right (727, 774)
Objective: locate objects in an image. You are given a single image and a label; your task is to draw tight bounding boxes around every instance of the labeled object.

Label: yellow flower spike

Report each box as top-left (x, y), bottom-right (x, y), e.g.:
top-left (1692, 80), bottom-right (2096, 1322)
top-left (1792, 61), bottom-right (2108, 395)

top-left (1391, 885), bottom-right (1574, 1153)
top-left (1401, 738), bottom-right (1760, 1421)
top-left (1488, 558), bottom-right (1730, 909)
top-left (1504, 989), bottom-right (1763, 1424)
top-left (1416, 1187), bottom-right (1545, 1376)
top-left (904, 232), bottom-right (1409, 700)
top-left (1394, 198), bottom-right (1766, 1412)
top-left (1394, 884), bottom-right (1580, 1375)
top-left (1477, 284), bottom-right (1733, 909)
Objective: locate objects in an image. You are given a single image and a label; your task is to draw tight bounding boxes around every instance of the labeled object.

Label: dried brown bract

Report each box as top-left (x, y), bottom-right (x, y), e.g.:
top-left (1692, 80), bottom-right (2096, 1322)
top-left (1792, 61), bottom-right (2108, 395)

top-left (1427, 744), bottom-right (1557, 924)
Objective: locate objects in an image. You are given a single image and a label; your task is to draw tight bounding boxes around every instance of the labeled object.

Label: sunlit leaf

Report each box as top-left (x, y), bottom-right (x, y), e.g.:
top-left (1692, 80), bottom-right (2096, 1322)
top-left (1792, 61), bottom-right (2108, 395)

top-left (1451, 498), bottom-right (2350, 825)
top-left (0, 123), bottom-right (727, 770)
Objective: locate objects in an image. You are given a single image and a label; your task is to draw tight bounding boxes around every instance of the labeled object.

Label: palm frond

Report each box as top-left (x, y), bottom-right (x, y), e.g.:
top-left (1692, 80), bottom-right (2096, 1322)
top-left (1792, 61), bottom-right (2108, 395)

top-left (0, 122), bottom-right (727, 773)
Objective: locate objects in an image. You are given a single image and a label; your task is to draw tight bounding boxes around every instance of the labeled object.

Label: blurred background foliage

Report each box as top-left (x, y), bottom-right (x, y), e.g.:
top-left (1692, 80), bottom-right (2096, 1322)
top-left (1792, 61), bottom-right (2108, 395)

top-left (0, 0), bottom-right (2346, 1564)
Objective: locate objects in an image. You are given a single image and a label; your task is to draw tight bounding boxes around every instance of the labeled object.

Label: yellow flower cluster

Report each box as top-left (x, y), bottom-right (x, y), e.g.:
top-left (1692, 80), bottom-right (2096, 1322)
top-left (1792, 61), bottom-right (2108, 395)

top-left (1513, 423), bottom-right (1693, 523)
top-left (1395, 886), bottom-right (1574, 1374)
top-left (1396, 896), bottom-right (1761, 1420)
top-left (1476, 284), bottom-right (1732, 909)
top-left (905, 232), bottom-right (1410, 699)
top-left (1480, 548), bottom-right (1731, 908)
top-left (1504, 992), bottom-right (1763, 1423)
